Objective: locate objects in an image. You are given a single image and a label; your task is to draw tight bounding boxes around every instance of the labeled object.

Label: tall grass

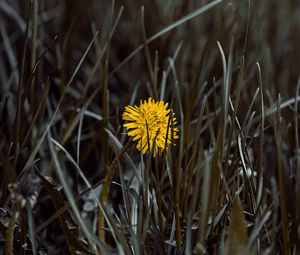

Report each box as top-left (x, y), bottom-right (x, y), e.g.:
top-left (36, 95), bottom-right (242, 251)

top-left (1, 0), bottom-right (300, 254)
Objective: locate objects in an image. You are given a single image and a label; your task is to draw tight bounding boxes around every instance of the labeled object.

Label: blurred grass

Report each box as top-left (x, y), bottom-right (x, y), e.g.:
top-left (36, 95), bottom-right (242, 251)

top-left (1, 0), bottom-right (300, 254)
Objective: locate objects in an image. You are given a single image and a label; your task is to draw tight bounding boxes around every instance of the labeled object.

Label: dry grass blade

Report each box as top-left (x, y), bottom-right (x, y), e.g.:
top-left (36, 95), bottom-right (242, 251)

top-left (275, 94), bottom-right (290, 255)
top-left (20, 32), bottom-right (99, 175)
top-left (197, 155), bottom-right (212, 252)
top-left (248, 210), bottom-right (272, 249)
top-left (47, 132), bottom-right (99, 253)
top-left (5, 203), bottom-right (19, 255)
top-left (225, 197), bottom-right (248, 255)
top-left (112, 0), bottom-right (223, 74)
top-left (98, 139), bottom-right (134, 242)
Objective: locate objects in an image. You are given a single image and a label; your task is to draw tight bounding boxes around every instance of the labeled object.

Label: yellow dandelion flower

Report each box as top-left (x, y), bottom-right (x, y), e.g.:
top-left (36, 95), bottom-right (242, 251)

top-left (122, 97), bottom-right (179, 157)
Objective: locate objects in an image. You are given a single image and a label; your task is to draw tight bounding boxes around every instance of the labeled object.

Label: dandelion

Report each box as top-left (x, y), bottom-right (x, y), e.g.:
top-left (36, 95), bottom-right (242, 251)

top-left (122, 97), bottom-right (179, 157)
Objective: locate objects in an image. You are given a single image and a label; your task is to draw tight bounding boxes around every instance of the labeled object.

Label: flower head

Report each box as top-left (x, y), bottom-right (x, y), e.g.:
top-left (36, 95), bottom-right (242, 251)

top-left (122, 97), bottom-right (179, 157)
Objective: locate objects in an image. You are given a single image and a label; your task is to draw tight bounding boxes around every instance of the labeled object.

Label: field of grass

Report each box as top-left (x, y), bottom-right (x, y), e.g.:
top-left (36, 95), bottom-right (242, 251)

top-left (1, 0), bottom-right (300, 254)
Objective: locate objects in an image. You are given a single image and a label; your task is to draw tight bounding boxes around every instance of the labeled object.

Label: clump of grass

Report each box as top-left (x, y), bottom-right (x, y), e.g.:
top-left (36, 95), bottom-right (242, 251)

top-left (1, 0), bottom-right (300, 254)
